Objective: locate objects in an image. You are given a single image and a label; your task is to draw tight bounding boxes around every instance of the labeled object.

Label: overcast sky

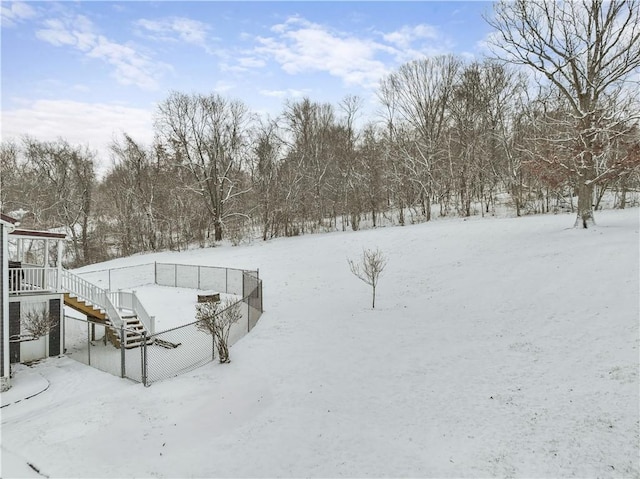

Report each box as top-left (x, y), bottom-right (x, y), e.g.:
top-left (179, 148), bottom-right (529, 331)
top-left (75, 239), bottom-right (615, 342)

top-left (1, 1), bottom-right (495, 170)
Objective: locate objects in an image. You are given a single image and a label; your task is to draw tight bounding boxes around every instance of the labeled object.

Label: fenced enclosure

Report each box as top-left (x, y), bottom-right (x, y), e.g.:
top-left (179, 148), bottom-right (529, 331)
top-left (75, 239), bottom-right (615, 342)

top-left (67, 262), bottom-right (263, 385)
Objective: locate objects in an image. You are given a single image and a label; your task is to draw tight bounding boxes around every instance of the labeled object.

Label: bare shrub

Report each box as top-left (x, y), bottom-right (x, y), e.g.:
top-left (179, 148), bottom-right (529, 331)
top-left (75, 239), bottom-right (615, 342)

top-left (348, 247), bottom-right (387, 309)
top-left (21, 307), bottom-right (57, 340)
top-left (195, 298), bottom-right (242, 363)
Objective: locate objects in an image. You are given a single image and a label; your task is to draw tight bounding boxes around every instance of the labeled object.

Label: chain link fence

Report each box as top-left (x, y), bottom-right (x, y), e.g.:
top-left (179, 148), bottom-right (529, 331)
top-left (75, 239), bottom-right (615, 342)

top-left (145, 321), bottom-right (214, 384)
top-left (63, 315), bottom-right (145, 383)
top-left (67, 262), bottom-right (263, 385)
top-left (77, 263), bottom-right (156, 291)
top-left (154, 262), bottom-right (246, 295)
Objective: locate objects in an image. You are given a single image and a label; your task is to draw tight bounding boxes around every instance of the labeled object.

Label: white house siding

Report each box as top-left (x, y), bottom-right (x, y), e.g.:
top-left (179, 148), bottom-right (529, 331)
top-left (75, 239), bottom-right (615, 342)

top-left (1, 225), bottom-right (7, 391)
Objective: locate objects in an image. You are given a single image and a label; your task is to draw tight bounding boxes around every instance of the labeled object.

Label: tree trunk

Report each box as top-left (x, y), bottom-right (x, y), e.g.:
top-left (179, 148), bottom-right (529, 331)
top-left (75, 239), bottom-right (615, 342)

top-left (594, 183), bottom-right (609, 211)
top-left (214, 219), bottom-right (223, 241)
top-left (619, 189), bottom-right (627, 209)
top-left (618, 179), bottom-right (628, 209)
top-left (574, 179), bottom-right (595, 228)
top-left (372, 285), bottom-right (376, 309)
top-left (425, 193), bottom-right (431, 221)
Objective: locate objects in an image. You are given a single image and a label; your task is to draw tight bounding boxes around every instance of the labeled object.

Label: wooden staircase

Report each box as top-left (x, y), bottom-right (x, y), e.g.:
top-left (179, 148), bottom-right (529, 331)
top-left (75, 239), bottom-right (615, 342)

top-left (120, 316), bottom-right (153, 349)
top-left (64, 293), bottom-right (107, 322)
top-left (103, 316), bottom-right (152, 349)
top-left (64, 293), bottom-right (151, 349)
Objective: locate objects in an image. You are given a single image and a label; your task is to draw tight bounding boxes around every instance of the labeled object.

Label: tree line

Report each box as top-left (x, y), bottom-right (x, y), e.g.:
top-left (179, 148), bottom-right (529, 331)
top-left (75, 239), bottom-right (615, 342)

top-left (1, 0), bottom-right (639, 267)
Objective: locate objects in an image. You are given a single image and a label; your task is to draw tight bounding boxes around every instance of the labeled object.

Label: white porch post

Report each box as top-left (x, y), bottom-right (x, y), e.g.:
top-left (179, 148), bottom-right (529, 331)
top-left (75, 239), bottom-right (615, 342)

top-left (2, 225), bottom-right (10, 390)
top-left (17, 237), bottom-right (23, 263)
top-left (44, 239), bottom-right (49, 267)
top-left (56, 239), bottom-right (63, 291)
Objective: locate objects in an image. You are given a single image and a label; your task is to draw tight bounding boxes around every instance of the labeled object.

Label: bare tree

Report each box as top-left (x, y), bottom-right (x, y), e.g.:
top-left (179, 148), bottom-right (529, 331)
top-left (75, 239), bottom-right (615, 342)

top-left (195, 298), bottom-right (242, 363)
top-left (252, 119), bottom-right (285, 241)
top-left (378, 55), bottom-right (462, 221)
top-left (0, 141), bottom-right (21, 211)
top-left (486, 0), bottom-right (640, 228)
top-left (155, 91), bottom-right (253, 242)
top-left (282, 98), bottom-right (340, 230)
top-left (348, 247), bottom-right (387, 309)
top-left (21, 137), bottom-right (96, 265)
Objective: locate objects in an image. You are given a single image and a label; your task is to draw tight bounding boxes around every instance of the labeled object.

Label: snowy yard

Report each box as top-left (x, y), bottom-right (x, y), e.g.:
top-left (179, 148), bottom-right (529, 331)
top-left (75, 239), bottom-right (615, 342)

top-left (1, 209), bottom-right (638, 478)
top-left (127, 285), bottom-right (241, 332)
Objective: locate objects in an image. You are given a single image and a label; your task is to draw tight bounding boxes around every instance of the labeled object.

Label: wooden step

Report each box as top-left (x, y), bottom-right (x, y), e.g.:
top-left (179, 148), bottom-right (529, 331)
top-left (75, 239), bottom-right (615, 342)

top-left (64, 293), bottom-right (107, 321)
top-left (120, 316), bottom-right (152, 349)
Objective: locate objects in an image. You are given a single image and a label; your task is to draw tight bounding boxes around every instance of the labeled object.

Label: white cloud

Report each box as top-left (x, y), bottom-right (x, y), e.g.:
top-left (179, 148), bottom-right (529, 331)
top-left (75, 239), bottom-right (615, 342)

top-left (259, 88), bottom-right (310, 99)
top-left (36, 14), bottom-right (167, 90)
top-left (135, 17), bottom-right (211, 48)
top-left (1, 99), bottom-right (154, 175)
top-left (383, 24), bottom-right (439, 49)
top-left (238, 57), bottom-right (266, 68)
top-left (475, 30), bottom-right (501, 56)
top-left (253, 17), bottom-right (454, 89)
top-left (1, 1), bottom-right (36, 27)
top-left (220, 55), bottom-right (267, 74)
top-left (381, 24), bottom-right (453, 62)
top-left (72, 84), bottom-right (91, 93)
top-left (256, 17), bottom-right (390, 88)
top-left (213, 81), bottom-right (234, 93)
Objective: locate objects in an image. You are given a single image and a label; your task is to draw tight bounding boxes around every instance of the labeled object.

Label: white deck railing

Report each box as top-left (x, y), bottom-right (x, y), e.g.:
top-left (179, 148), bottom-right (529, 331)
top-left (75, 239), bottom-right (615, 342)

top-left (8, 267), bottom-right (57, 293)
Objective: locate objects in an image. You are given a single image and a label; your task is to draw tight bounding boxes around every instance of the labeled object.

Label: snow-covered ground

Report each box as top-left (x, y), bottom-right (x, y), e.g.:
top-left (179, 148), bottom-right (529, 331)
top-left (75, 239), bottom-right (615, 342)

top-left (2, 209), bottom-right (638, 478)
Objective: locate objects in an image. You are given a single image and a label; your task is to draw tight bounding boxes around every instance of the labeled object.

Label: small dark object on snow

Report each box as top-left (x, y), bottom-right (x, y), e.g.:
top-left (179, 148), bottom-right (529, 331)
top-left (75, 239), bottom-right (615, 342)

top-left (198, 292), bottom-right (220, 303)
top-left (154, 338), bottom-right (181, 349)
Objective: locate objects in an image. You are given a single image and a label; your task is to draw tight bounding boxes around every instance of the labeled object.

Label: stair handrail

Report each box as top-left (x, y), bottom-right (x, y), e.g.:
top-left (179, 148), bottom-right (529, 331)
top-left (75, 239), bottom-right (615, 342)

top-left (59, 270), bottom-right (123, 328)
top-left (108, 290), bottom-right (155, 334)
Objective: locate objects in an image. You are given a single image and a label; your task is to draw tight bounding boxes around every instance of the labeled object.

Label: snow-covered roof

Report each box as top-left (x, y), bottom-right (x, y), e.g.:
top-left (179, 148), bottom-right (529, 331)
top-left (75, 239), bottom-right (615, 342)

top-left (0, 213), bottom-right (18, 226)
top-left (9, 229), bottom-right (67, 240)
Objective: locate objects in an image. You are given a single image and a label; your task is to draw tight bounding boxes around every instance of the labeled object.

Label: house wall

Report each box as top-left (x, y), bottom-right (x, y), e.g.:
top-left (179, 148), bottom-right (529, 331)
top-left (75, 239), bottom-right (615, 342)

top-left (8, 294), bottom-right (64, 366)
top-left (9, 302), bottom-right (21, 363)
top-left (49, 298), bottom-right (61, 356)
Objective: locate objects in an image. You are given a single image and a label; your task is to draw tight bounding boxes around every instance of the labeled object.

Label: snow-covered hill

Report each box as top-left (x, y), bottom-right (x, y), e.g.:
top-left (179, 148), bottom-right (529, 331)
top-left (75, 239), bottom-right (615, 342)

top-left (2, 209), bottom-right (638, 478)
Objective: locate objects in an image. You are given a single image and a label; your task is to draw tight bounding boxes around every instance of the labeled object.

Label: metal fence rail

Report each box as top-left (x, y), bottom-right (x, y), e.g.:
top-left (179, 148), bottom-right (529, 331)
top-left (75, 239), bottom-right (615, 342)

top-left (67, 262), bottom-right (263, 386)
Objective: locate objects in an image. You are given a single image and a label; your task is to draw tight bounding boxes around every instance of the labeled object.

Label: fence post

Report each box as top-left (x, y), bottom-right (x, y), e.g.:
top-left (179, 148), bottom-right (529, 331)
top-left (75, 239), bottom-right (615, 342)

top-left (142, 332), bottom-right (148, 387)
top-left (109, 269), bottom-right (112, 292)
top-left (120, 324), bottom-right (126, 378)
top-left (87, 321), bottom-right (91, 366)
top-left (154, 262), bottom-right (157, 285)
top-left (174, 264), bottom-right (178, 288)
top-left (62, 311), bottom-right (66, 354)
